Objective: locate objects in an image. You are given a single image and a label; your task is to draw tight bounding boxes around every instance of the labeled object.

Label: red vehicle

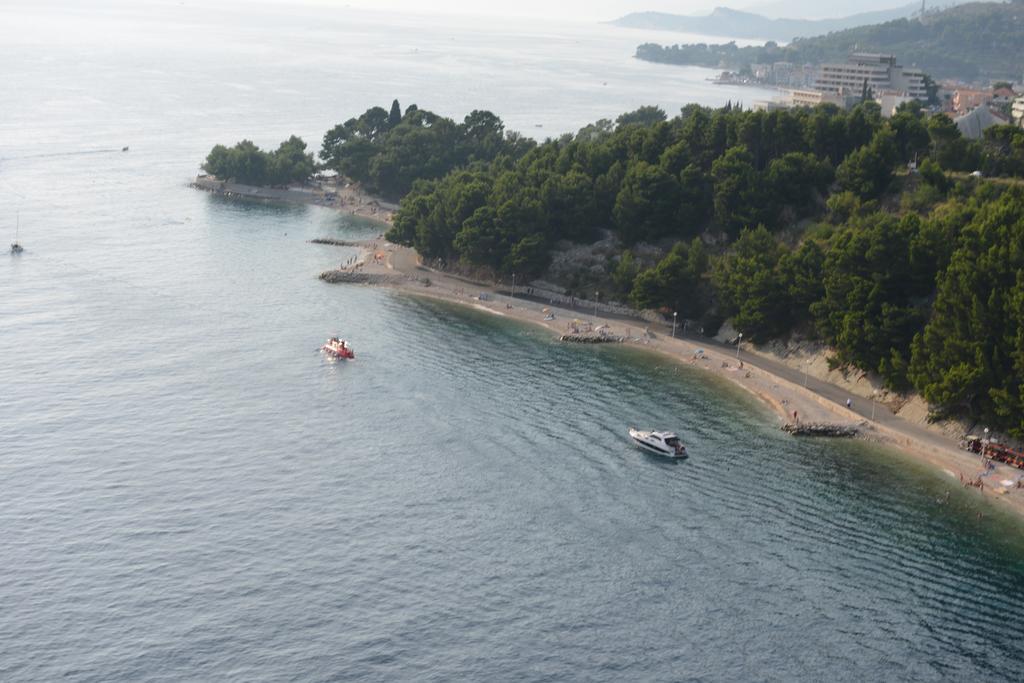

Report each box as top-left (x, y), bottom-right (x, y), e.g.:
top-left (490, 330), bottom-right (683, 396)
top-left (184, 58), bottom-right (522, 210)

top-left (321, 337), bottom-right (354, 360)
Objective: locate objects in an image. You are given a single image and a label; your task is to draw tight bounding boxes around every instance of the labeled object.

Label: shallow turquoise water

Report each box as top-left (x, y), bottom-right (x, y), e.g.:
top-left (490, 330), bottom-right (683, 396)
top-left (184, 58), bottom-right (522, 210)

top-left (2, 2), bottom-right (1024, 680)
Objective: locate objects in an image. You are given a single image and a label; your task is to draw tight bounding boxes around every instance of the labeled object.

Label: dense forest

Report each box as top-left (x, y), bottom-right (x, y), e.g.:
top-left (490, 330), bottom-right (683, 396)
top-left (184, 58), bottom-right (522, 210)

top-left (199, 99), bottom-right (1024, 434)
top-left (202, 100), bottom-right (534, 197)
top-left (635, 1), bottom-right (1024, 81)
top-left (318, 100), bottom-right (535, 199)
top-left (202, 136), bottom-right (315, 186)
top-left (374, 101), bottom-right (1024, 436)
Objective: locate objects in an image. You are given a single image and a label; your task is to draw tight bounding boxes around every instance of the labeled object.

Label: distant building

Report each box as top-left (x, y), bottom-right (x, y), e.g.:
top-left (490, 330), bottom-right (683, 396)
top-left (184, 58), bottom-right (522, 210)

top-left (992, 87), bottom-right (1016, 104)
top-left (814, 53), bottom-right (927, 101)
top-left (798, 63), bottom-right (815, 88)
top-left (954, 106), bottom-right (1003, 139)
top-left (788, 89), bottom-right (847, 108)
top-left (753, 89), bottom-right (847, 112)
top-left (772, 61), bottom-right (795, 85)
top-left (951, 89), bottom-right (992, 115)
top-left (876, 93), bottom-right (915, 118)
top-left (749, 61), bottom-right (816, 88)
top-left (752, 99), bottom-right (790, 112)
top-left (1014, 96), bottom-right (1024, 127)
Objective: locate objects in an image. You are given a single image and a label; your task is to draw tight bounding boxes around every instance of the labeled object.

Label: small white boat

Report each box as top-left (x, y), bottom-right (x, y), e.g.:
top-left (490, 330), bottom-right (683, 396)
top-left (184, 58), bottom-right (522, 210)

top-left (10, 212), bottom-right (23, 254)
top-left (629, 428), bottom-right (687, 457)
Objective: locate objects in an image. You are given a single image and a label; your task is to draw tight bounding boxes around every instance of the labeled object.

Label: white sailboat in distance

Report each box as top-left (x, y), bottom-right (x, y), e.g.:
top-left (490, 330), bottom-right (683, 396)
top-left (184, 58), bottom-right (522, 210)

top-left (10, 212), bottom-right (24, 254)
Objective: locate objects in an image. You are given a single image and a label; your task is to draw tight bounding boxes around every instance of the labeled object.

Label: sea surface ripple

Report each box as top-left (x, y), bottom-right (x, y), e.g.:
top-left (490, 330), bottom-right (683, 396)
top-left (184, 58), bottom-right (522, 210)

top-left (2, 2), bottom-right (1024, 681)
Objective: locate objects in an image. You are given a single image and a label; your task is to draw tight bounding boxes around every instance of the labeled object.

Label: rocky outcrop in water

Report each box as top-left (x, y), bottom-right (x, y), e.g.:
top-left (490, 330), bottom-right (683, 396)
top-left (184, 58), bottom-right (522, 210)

top-left (782, 422), bottom-right (859, 437)
top-left (310, 238), bottom-right (361, 247)
top-left (319, 270), bottom-right (395, 284)
top-left (559, 333), bottom-right (624, 344)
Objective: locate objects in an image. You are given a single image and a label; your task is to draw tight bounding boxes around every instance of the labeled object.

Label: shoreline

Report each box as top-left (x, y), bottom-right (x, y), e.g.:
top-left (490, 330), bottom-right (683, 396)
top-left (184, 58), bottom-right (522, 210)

top-left (192, 175), bottom-right (398, 224)
top-left (198, 178), bottom-right (1024, 519)
top-left (322, 238), bottom-right (1024, 519)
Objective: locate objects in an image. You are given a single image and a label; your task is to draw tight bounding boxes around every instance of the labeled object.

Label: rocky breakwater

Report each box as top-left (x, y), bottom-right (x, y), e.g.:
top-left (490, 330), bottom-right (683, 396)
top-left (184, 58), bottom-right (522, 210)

top-left (782, 422), bottom-right (861, 437)
top-left (559, 332), bottom-right (625, 344)
top-left (319, 269), bottom-right (397, 285)
top-left (310, 238), bottom-right (363, 247)
top-left (192, 175), bottom-right (328, 205)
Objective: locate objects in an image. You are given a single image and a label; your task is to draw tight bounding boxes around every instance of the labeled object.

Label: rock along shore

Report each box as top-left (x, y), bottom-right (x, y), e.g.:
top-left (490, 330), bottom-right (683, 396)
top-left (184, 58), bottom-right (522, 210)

top-left (319, 269), bottom-right (400, 285)
top-left (192, 175), bottom-right (397, 224)
top-left (782, 422), bottom-right (860, 437)
top-left (559, 332), bottom-right (624, 344)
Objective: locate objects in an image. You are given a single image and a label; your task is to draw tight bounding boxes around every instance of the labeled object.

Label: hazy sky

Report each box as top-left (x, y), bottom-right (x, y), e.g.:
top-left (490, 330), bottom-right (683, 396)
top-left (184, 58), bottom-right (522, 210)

top-left (332, 1), bottom-right (726, 22)
top-left (301, 0), bottom-right (918, 22)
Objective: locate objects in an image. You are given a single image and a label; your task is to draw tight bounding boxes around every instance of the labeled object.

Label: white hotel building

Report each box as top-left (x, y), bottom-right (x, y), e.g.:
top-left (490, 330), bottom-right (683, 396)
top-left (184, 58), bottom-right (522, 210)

top-left (814, 53), bottom-right (928, 101)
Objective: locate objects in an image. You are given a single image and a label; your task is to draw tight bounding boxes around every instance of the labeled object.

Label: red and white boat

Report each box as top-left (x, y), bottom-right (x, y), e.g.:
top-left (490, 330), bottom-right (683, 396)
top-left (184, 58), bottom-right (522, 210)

top-left (321, 337), bottom-right (355, 359)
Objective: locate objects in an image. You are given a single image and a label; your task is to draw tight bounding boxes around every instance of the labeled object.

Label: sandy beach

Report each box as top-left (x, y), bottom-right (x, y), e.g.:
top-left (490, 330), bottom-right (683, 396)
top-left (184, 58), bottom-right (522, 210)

top-left (320, 237), bottom-right (1024, 518)
top-left (197, 172), bottom-right (1024, 518)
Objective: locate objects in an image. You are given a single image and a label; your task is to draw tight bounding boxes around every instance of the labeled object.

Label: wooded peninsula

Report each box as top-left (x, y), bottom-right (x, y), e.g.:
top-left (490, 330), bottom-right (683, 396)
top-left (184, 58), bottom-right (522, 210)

top-left (202, 98), bottom-right (1024, 437)
top-left (634, 1), bottom-right (1024, 82)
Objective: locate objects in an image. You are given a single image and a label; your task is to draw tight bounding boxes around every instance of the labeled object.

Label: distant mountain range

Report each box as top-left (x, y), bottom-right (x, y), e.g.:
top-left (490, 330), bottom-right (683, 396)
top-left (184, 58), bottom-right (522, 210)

top-left (634, 1), bottom-right (1024, 82)
top-left (612, 5), bottom-right (921, 42)
top-left (739, 0), bottom-right (974, 19)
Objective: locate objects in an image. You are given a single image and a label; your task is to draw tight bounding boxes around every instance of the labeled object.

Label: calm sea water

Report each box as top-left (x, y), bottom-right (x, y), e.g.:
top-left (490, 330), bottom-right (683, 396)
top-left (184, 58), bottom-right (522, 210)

top-left (2, 2), bottom-right (1024, 681)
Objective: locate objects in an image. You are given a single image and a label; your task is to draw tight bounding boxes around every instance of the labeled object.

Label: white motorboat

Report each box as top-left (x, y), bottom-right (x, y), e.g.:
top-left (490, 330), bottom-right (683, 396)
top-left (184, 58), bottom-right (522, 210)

top-left (629, 428), bottom-right (687, 457)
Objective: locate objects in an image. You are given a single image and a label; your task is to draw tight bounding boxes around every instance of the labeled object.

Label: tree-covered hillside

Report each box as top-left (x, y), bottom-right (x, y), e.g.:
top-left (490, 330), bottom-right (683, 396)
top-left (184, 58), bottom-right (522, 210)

top-left (612, 4), bottom-right (917, 43)
top-left (636, 1), bottom-right (1024, 81)
top-left (200, 99), bottom-right (1024, 434)
top-left (382, 101), bottom-right (1024, 435)
top-left (319, 100), bottom-right (535, 199)
top-left (201, 100), bottom-right (535, 198)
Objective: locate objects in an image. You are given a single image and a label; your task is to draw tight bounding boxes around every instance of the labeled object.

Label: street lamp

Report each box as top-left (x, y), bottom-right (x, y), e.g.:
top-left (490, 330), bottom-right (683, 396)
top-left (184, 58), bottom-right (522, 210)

top-left (672, 311), bottom-right (678, 338)
top-left (594, 291), bottom-right (599, 320)
top-left (803, 360), bottom-right (810, 387)
top-left (871, 390), bottom-right (877, 420)
top-left (736, 332), bottom-right (743, 360)
top-left (511, 272), bottom-right (516, 299)
top-left (983, 427), bottom-right (990, 457)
